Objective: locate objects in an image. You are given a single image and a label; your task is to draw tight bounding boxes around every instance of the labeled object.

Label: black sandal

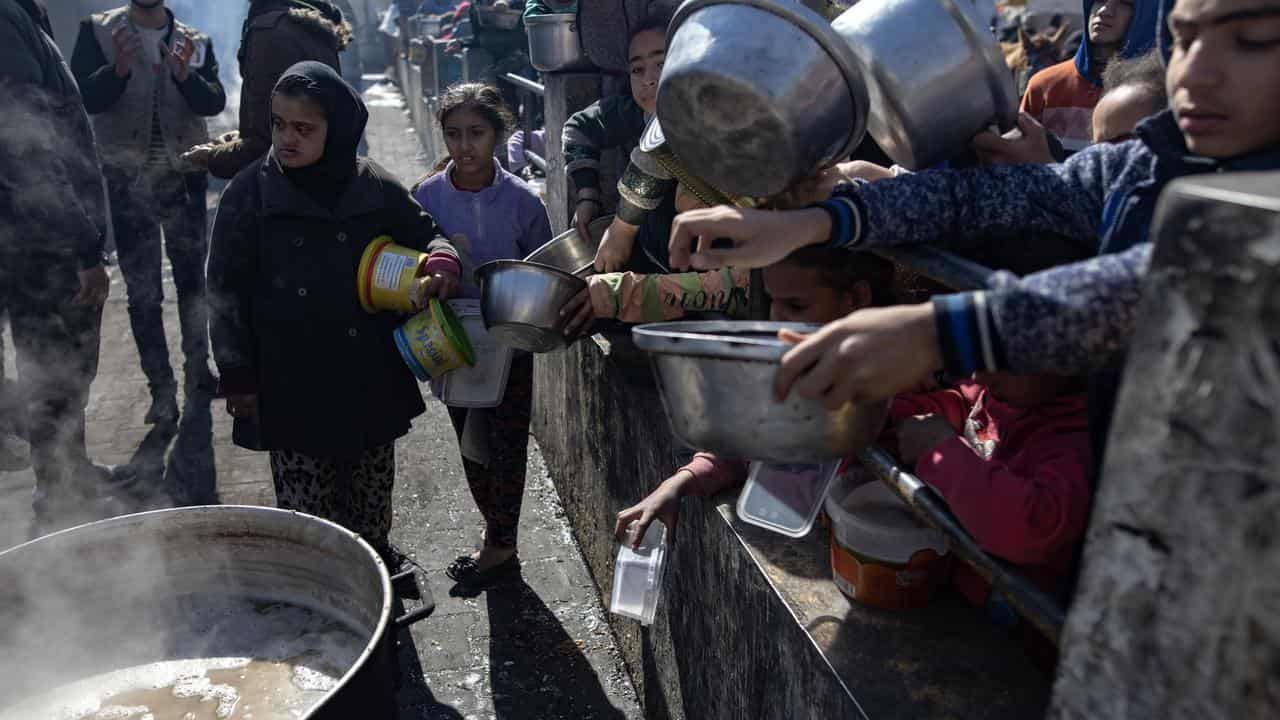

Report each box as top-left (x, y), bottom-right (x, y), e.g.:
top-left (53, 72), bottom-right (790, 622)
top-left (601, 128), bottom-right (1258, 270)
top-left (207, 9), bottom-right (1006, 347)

top-left (445, 553), bottom-right (520, 585)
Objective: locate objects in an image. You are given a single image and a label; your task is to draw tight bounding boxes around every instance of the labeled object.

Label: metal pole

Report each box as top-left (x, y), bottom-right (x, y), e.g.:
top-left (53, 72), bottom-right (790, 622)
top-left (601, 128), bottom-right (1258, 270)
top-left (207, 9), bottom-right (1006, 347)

top-left (872, 246), bottom-right (998, 291)
top-left (858, 447), bottom-right (1066, 646)
top-left (501, 72), bottom-right (545, 97)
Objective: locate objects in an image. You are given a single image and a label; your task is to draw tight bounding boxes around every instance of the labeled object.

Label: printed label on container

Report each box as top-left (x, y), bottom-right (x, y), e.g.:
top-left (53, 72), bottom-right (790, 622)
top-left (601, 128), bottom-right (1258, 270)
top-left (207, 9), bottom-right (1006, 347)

top-left (374, 253), bottom-right (416, 290)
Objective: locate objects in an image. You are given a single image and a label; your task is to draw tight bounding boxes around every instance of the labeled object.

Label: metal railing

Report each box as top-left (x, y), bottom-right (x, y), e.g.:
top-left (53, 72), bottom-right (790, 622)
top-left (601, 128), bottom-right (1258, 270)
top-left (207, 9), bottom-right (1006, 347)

top-left (499, 73), bottom-right (546, 176)
top-left (501, 72), bottom-right (545, 97)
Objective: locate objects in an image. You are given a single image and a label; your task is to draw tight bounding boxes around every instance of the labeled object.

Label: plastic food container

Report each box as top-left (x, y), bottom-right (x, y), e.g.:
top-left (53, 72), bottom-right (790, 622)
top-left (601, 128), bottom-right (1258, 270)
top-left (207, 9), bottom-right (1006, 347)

top-left (394, 299), bottom-right (476, 381)
top-left (825, 471), bottom-right (951, 611)
top-left (736, 461), bottom-right (842, 538)
top-left (434, 300), bottom-right (514, 407)
top-left (357, 236), bottom-right (429, 314)
top-left (610, 520), bottom-right (668, 626)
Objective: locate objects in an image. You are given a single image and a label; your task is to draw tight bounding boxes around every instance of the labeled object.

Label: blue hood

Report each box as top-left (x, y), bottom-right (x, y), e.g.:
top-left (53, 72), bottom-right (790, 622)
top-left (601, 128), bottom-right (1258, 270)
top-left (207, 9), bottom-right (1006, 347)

top-left (1074, 0), bottom-right (1162, 84)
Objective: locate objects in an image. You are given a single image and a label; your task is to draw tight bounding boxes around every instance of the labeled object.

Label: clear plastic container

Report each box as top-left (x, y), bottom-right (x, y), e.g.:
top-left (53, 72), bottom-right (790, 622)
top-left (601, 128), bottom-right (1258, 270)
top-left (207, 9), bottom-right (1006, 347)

top-left (610, 520), bottom-right (668, 626)
top-left (433, 300), bottom-right (513, 408)
top-left (736, 460), bottom-right (843, 538)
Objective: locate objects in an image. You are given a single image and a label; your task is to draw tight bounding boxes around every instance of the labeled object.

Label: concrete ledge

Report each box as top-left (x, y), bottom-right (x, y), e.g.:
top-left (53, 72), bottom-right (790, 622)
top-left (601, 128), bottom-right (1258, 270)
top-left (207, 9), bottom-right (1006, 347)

top-left (533, 333), bottom-right (1052, 719)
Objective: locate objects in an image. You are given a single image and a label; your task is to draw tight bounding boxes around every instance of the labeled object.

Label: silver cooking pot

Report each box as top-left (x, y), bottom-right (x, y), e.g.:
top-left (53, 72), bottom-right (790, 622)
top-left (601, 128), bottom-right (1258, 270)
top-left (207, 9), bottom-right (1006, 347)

top-left (633, 321), bottom-right (887, 462)
top-left (526, 13), bottom-right (595, 73)
top-left (476, 260), bottom-right (588, 353)
top-left (0, 506), bottom-right (432, 719)
top-left (832, 0), bottom-right (1018, 169)
top-left (522, 215), bottom-right (613, 277)
top-left (657, 0), bottom-right (869, 198)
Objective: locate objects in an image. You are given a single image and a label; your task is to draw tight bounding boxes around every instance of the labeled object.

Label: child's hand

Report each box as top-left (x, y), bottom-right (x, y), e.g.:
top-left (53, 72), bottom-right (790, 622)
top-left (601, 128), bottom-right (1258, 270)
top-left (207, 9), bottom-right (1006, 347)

top-left (559, 281), bottom-right (600, 337)
top-left (895, 413), bottom-right (958, 466)
top-left (410, 271), bottom-right (460, 309)
top-left (614, 480), bottom-right (682, 549)
top-left (594, 219), bottom-right (638, 272)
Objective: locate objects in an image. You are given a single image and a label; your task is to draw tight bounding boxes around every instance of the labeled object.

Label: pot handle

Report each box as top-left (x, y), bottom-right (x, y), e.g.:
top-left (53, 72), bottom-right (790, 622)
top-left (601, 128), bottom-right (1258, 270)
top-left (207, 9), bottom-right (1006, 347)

top-left (392, 568), bottom-right (436, 628)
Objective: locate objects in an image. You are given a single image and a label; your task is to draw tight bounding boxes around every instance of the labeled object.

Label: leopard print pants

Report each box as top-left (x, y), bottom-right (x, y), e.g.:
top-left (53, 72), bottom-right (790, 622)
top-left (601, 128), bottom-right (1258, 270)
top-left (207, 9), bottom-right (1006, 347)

top-left (269, 443), bottom-right (396, 553)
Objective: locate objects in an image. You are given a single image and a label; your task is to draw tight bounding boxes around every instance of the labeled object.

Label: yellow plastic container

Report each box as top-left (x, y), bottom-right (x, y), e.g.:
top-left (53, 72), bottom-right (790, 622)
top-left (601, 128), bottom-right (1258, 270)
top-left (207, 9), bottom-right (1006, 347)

top-left (357, 236), bottom-right (429, 314)
top-left (394, 299), bottom-right (477, 381)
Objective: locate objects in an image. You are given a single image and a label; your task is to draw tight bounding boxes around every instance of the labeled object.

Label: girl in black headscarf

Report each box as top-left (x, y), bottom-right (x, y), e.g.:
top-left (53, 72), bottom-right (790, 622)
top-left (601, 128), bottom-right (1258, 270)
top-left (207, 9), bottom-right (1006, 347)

top-left (208, 61), bottom-right (460, 565)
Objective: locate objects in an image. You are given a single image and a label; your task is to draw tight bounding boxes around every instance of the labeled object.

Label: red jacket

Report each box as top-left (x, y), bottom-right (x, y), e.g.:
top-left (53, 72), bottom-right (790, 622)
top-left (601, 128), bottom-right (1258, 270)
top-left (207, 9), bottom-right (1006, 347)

top-left (890, 381), bottom-right (1092, 607)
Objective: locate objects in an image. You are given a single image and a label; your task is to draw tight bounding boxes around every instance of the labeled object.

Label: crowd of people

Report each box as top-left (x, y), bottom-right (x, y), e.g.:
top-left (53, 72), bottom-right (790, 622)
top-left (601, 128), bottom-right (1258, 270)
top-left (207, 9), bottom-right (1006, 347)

top-left (0, 0), bottom-right (1276, 684)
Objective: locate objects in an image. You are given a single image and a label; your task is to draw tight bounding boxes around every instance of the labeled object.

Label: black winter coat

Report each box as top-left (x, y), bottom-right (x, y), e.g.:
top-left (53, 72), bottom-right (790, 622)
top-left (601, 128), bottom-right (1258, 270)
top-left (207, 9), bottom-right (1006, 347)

top-left (208, 155), bottom-right (458, 457)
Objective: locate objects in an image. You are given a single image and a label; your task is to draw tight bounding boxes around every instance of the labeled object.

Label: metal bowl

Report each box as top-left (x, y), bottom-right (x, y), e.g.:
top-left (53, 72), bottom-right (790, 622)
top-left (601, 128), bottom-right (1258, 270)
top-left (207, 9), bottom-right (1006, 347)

top-left (632, 321), bottom-right (887, 462)
top-left (525, 13), bottom-right (595, 73)
top-left (657, 0), bottom-right (869, 198)
top-left (832, 0), bottom-right (1018, 170)
top-left (522, 215), bottom-right (613, 277)
top-left (475, 260), bottom-right (588, 353)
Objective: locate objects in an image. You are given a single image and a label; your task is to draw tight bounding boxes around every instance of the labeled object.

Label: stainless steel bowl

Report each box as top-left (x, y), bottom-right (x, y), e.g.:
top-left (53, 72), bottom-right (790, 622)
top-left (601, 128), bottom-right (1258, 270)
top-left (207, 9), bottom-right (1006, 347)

top-left (657, 0), bottom-right (869, 198)
top-left (522, 215), bottom-right (613, 277)
top-left (525, 13), bottom-right (595, 73)
top-left (832, 0), bottom-right (1018, 169)
top-left (475, 260), bottom-right (588, 353)
top-left (632, 321), bottom-right (887, 462)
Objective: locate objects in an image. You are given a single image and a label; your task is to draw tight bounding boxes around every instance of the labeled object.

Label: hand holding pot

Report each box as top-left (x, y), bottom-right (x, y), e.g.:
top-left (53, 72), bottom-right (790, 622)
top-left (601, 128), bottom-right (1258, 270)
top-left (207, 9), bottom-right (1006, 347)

top-left (594, 218), bottom-right (638, 272)
top-left (574, 199), bottom-right (599, 249)
top-left (773, 303), bottom-right (942, 409)
top-left (668, 206), bottom-right (830, 271)
top-left (559, 283), bottom-right (600, 338)
top-left (971, 113), bottom-right (1054, 166)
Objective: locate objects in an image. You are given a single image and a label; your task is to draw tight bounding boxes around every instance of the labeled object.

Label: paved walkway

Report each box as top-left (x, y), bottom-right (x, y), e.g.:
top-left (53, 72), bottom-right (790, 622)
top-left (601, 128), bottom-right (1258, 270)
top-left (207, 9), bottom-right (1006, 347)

top-left (0, 80), bottom-right (641, 720)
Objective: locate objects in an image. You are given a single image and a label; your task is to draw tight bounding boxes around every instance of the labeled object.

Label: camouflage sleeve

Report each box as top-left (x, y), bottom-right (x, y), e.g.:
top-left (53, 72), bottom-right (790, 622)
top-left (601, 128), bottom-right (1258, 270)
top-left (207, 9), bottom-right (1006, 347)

top-left (589, 268), bottom-right (753, 323)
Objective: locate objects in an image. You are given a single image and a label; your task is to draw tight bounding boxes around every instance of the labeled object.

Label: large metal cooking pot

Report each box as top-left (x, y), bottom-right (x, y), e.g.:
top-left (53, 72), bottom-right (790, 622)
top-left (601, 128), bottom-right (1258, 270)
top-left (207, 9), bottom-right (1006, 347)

top-left (475, 260), bottom-right (588, 353)
top-left (0, 506), bottom-right (433, 720)
top-left (525, 13), bottom-right (595, 73)
top-left (522, 214), bottom-right (613, 277)
top-left (832, 0), bottom-right (1018, 169)
top-left (657, 0), bottom-right (868, 198)
top-left (633, 321), bottom-right (887, 462)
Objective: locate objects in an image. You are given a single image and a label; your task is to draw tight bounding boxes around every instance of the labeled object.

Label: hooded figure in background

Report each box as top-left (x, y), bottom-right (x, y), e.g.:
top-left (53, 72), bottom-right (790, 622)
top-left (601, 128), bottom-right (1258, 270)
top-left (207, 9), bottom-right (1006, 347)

top-left (1020, 0), bottom-right (1160, 152)
top-left (185, 0), bottom-right (351, 180)
top-left (0, 0), bottom-right (118, 533)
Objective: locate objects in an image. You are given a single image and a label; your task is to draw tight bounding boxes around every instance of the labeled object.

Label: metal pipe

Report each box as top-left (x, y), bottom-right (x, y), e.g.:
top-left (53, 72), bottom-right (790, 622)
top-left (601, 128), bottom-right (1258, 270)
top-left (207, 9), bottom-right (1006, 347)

top-left (524, 150), bottom-right (547, 173)
top-left (501, 72), bottom-right (545, 96)
top-left (858, 447), bottom-right (1066, 646)
top-left (872, 247), bottom-right (998, 291)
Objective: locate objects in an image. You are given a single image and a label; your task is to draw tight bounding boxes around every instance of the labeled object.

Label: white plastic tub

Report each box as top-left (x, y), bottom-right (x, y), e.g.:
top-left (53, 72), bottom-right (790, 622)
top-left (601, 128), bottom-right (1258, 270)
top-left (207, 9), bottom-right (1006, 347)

top-left (610, 521), bottom-right (668, 626)
top-left (432, 300), bottom-right (513, 408)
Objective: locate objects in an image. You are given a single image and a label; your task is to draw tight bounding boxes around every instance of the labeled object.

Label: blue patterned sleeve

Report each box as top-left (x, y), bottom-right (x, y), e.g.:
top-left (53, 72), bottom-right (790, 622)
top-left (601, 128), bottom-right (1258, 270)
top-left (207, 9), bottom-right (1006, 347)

top-left (827, 144), bottom-right (1123, 252)
top-left (932, 243), bottom-right (1153, 377)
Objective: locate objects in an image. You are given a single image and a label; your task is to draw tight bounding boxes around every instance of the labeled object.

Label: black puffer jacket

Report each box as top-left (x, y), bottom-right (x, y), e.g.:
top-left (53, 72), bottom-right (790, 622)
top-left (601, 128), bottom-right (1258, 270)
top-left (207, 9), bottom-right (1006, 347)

top-left (208, 155), bottom-right (458, 457)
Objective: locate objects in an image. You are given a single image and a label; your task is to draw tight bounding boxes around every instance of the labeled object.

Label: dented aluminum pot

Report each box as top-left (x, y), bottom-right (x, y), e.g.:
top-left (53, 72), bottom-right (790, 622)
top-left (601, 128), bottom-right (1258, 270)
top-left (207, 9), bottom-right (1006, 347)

top-left (657, 0), bottom-right (869, 198)
top-left (633, 321), bottom-right (887, 462)
top-left (832, 0), bottom-right (1018, 169)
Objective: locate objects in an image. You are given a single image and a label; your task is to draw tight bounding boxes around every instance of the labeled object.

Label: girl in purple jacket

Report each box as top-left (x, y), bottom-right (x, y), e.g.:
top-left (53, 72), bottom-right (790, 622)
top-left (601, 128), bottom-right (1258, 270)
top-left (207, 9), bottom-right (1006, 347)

top-left (413, 83), bottom-right (553, 585)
